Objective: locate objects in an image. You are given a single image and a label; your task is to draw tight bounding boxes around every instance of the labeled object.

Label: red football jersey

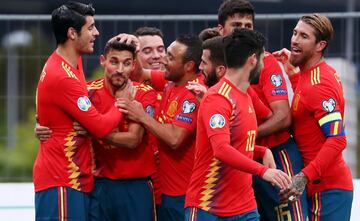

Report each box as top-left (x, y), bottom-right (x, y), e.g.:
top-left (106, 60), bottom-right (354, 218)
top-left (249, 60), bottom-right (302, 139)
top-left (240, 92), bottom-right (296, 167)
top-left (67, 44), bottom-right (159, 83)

top-left (251, 52), bottom-right (290, 147)
top-left (34, 52), bottom-right (123, 192)
top-left (291, 61), bottom-right (353, 196)
top-left (186, 78), bottom-right (266, 216)
top-left (89, 79), bottom-right (157, 179)
top-left (156, 76), bottom-right (202, 196)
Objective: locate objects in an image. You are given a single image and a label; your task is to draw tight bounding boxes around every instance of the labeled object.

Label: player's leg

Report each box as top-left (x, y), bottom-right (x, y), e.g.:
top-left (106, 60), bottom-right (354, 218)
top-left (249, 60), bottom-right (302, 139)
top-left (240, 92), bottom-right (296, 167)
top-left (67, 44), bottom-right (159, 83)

top-left (253, 138), bottom-right (308, 221)
top-left (308, 189), bottom-right (353, 221)
top-left (35, 186), bottom-right (90, 221)
top-left (89, 178), bottom-right (109, 221)
top-left (161, 194), bottom-right (185, 221)
top-left (95, 177), bottom-right (155, 221)
top-left (120, 178), bottom-right (155, 221)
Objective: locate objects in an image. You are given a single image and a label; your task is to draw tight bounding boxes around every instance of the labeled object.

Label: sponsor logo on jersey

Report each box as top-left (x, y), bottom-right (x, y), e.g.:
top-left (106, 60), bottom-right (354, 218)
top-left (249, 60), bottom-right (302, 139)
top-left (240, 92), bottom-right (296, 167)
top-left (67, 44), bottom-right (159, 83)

top-left (182, 100), bottom-right (196, 114)
top-left (209, 114), bottom-right (225, 129)
top-left (77, 96), bottom-right (91, 111)
top-left (322, 98), bottom-right (336, 112)
top-left (145, 105), bottom-right (155, 117)
top-left (176, 114), bottom-right (193, 124)
top-left (270, 74), bottom-right (283, 87)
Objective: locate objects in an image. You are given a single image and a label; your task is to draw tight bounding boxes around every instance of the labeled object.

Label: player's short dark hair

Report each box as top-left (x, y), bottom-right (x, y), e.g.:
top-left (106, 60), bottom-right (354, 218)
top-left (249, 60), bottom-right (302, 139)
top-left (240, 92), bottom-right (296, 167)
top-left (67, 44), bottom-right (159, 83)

top-left (176, 34), bottom-right (203, 73)
top-left (218, 0), bottom-right (255, 26)
top-left (198, 27), bottom-right (221, 42)
top-left (134, 26), bottom-right (164, 39)
top-left (223, 28), bottom-right (265, 69)
top-left (202, 36), bottom-right (225, 67)
top-left (103, 40), bottom-right (137, 58)
top-left (51, 1), bottom-right (95, 45)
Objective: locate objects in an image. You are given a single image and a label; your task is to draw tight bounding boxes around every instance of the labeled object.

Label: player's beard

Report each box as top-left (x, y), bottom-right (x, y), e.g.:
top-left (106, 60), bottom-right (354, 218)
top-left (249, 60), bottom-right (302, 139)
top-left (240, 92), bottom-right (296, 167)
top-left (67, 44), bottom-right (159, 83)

top-left (204, 70), bottom-right (219, 87)
top-left (249, 61), bottom-right (261, 85)
top-left (108, 72), bottom-right (128, 93)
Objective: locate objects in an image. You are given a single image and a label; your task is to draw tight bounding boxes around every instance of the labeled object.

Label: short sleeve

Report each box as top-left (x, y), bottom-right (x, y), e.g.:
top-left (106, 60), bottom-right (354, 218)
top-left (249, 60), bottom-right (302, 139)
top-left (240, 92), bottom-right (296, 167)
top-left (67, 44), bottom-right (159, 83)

top-left (261, 54), bottom-right (289, 103)
top-left (201, 94), bottom-right (232, 138)
top-left (305, 84), bottom-right (345, 137)
top-left (172, 92), bottom-right (200, 132)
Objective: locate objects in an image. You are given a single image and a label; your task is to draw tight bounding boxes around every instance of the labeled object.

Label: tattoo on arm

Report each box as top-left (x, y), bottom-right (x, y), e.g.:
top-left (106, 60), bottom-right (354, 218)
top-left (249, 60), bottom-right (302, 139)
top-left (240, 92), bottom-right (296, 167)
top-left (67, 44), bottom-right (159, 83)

top-left (292, 172), bottom-right (308, 194)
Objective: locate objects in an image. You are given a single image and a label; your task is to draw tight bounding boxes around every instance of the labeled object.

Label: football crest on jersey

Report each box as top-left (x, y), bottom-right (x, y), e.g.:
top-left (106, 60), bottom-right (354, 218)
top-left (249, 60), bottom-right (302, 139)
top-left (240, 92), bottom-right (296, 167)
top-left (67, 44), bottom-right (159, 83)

top-left (77, 96), bottom-right (91, 111)
top-left (209, 114), bottom-right (225, 129)
top-left (145, 105), bottom-right (155, 117)
top-left (182, 100), bottom-right (196, 114)
top-left (270, 74), bottom-right (283, 87)
top-left (322, 98), bottom-right (336, 112)
top-left (167, 100), bottom-right (178, 117)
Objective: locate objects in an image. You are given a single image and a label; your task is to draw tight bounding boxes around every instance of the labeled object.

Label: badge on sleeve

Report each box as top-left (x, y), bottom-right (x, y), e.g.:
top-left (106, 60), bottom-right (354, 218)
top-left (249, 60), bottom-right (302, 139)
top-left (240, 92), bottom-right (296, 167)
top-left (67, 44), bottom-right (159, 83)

top-left (77, 96), bottom-right (92, 111)
top-left (209, 114), bottom-right (225, 129)
top-left (145, 105), bottom-right (155, 117)
top-left (182, 100), bottom-right (196, 114)
top-left (322, 98), bottom-right (336, 112)
top-left (270, 74), bottom-right (283, 87)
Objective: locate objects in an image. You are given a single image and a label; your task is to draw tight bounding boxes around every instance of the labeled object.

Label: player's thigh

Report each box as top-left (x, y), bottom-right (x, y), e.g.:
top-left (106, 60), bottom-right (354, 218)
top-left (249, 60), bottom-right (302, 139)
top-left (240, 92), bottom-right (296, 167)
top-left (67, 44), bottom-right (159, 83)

top-left (308, 189), bottom-right (353, 221)
top-left (35, 186), bottom-right (90, 221)
top-left (161, 194), bottom-right (185, 221)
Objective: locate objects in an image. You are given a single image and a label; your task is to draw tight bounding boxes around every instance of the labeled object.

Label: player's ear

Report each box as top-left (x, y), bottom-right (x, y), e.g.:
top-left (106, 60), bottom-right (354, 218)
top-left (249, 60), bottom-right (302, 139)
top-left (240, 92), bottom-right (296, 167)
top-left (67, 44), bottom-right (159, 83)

top-left (67, 27), bottom-right (77, 41)
top-left (316, 40), bottom-right (327, 53)
top-left (100, 55), bottom-right (106, 67)
top-left (248, 53), bottom-right (257, 68)
top-left (217, 24), bottom-right (224, 36)
top-left (216, 65), bottom-right (226, 78)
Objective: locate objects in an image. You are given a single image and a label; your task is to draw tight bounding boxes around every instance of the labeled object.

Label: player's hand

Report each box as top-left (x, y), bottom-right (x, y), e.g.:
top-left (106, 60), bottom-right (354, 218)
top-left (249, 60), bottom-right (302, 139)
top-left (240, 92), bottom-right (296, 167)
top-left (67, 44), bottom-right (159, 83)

top-left (262, 168), bottom-right (291, 190)
top-left (110, 33), bottom-right (140, 52)
top-left (272, 48), bottom-right (299, 77)
top-left (73, 121), bottom-right (88, 136)
top-left (116, 98), bottom-right (146, 122)
top-left (279, 172), bottom-right (307, 203)
top-left (185, 81), bottom-right (207, 102)
top-left (34, 123), bottom-right (52, 141)
top-left (115, 80), bottom-right (137, 101)
top-left (262, 149), bottom-right (276, 169)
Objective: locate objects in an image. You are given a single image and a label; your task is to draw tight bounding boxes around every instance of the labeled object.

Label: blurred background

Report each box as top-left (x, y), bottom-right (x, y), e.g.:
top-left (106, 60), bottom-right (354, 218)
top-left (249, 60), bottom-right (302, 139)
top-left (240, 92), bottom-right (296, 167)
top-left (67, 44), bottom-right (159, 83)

top-left (0, 0), bottom-right (359, 183)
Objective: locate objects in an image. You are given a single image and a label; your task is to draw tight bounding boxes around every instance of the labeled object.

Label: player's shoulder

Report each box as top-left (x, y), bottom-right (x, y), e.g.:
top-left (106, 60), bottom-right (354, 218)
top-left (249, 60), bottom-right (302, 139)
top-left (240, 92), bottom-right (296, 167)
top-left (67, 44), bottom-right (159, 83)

top-left (206, 80), bottom-right (234, 103)
top-left (134, 82), bottom-right (155, 92)
top-left (87, 78), bottom-right (105, 90)
top-left (308, 61), bottom-right (340, 88)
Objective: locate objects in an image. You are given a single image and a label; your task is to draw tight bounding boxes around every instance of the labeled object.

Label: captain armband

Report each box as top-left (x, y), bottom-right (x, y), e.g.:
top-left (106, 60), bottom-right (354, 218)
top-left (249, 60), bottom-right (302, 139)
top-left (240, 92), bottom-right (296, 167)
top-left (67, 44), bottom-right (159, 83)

top-left (318, 112), bottom-right (345, 137)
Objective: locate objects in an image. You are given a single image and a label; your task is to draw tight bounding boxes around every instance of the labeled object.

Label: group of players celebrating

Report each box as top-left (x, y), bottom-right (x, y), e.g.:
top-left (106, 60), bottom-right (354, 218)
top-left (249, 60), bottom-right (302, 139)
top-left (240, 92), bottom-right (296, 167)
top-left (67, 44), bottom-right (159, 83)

top-left (34, 0), bottom-right (353, 220)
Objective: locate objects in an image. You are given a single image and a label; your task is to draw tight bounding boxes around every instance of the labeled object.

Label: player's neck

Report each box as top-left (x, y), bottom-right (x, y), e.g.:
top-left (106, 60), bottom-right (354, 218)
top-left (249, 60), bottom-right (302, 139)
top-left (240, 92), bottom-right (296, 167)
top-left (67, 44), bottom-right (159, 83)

top-left (299, 54), bottom-right (324, 73)
top-left (56, 43), bottom-right (81, 69)
top-left (175, 71), bottom-right (198, 87)
top-left (225, 68), bottom-right (250, 93)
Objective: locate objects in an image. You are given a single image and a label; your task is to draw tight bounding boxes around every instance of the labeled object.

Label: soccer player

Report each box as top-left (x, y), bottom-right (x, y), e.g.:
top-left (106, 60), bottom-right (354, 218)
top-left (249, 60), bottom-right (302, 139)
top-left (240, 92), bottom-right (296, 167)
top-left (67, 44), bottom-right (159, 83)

top-left (133, 27), bottom-right (165, 213)
top-left (273, 13), bottom-right (353, 221)
top-left (35, 40), bottom-right (157, 220)
top-left (117, 34), bottom-right (203, 221)
top-left (185, 28), bottom-right (291, 221)
top-left (217, 1), bottom-right (308, 220)
top-left (88, 40), bottom-right (157, 221)
top-left (187, 36), bottom-right (273, 123)
top-left (134, 26), bottom-right (166, 71)
top-left (34, 2), bottom-right (124, 220)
